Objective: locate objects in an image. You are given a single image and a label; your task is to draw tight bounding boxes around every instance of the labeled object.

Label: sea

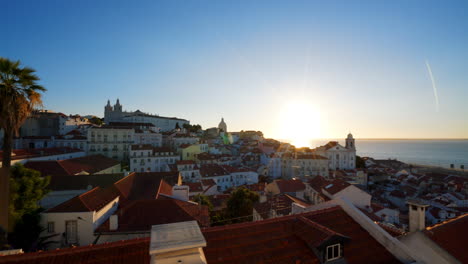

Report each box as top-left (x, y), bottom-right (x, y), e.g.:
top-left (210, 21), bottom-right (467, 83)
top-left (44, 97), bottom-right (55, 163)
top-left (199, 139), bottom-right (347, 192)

top-left (308, 139), bottom-right (468, 169)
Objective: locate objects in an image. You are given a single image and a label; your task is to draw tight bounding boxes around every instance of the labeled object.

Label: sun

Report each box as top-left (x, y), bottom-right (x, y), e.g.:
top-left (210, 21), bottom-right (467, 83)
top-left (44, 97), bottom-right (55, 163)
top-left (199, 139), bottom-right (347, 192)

top-left (277, 101), bottom-right (321, 148)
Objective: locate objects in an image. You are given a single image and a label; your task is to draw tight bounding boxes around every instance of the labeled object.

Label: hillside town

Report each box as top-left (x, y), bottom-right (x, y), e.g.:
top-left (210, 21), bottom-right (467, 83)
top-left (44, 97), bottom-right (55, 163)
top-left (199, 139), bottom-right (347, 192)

top-left (0, 99), bottom-right (466, 263)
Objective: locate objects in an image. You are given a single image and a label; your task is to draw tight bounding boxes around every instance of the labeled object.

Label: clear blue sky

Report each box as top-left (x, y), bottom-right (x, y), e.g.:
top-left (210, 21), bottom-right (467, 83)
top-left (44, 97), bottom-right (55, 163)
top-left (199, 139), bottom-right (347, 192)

top-left (3, 0), bottom-right (468, 139)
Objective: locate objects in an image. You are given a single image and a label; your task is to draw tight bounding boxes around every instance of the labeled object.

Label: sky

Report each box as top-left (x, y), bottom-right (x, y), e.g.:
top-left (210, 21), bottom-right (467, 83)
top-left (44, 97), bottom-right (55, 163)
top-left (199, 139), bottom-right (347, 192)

top-left (2, 0), bottom-right (468, 141)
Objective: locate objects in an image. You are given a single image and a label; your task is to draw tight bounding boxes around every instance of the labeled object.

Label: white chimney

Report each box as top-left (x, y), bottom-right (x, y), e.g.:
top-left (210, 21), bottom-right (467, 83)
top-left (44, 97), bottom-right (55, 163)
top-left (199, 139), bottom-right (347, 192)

top-left (109, 214), bottom-right (118, 231)
top-left (407, 199), bottom-right (429, 232)
top-left (149, 221), bottom-right (207, 264)
top-left (172, 185), bottom-right (189, 201)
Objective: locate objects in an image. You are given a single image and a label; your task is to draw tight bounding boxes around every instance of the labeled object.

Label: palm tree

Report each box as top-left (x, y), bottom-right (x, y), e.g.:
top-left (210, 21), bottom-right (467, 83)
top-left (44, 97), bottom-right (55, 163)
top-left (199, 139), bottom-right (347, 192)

top-left (0, 57), bottom-right (46, 232)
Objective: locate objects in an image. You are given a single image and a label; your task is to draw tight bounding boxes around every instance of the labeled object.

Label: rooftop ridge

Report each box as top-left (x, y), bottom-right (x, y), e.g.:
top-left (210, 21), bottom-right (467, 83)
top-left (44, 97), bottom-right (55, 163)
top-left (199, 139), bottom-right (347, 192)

top-left (202, 206), bottom-right (341, 233)
top-left (425, 213), bottom-right (468, 231)
top-left (297, 216), bottom-right (346, 239)
top-left (0, 237), bottom-right (150, 260)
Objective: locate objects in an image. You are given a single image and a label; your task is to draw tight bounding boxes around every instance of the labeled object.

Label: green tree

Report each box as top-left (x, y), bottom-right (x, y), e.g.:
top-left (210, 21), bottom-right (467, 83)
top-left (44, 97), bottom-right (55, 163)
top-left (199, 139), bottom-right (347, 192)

top-left (183, 123), bottom-right (202, 133)
top-left (226, 187), bottom-right (259, 223)
top-left (0, 57), bottom-right (46, 232)
top-left (356, 155), bottom-right (366, 168)
top-left (9, 164), bottom-right (50, 223)
top-left (192, 194), bottom-right (213, 211)
top-left (8, 208), bottom-right (58, 252)
top-left (89, 116), bottom-right (103, 126)
top-left (8, 164), bottom-right (50, 251)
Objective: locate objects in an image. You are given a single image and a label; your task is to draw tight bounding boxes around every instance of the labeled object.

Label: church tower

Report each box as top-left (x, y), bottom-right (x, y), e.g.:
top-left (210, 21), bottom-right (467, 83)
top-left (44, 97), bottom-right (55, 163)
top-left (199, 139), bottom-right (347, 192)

top-left (114, 98), bottom-right (122, 112)
top-left (218, 118), bottom-right (227, 132)
top-left (345, 133), bottom-right (355, 150)
top-left (104, 100), bottom-right (113, 123)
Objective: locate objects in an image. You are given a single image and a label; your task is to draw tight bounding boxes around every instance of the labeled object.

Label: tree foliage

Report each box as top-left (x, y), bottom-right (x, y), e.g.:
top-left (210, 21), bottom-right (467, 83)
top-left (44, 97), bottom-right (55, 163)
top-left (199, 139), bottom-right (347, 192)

top-left (355, 155), bottom-right (366, 168)
top-left (192, 194), bottom-right (213, 211)
top-left (0, 57), bottom-right (46, 233)
top-left (7, 164), bottom-right (51, 251)
top-left (183, 123), bottom-right (202, 132)
top-left (89, 116), bottom-right (103, 126)
top-left (9, 164), bottom-right (50, 223)
top-left (226, 187), bottom-right (259, 223)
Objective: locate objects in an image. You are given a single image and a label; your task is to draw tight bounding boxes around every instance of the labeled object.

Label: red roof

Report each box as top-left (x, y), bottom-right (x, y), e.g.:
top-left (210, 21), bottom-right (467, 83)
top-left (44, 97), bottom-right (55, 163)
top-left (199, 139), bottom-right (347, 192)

top-left (186, 182), bottom-right (203, 192)
top-left (96, 199), bottom-right (210, 233)
top-left (275, 179), bottom-right (306, 193)
top-left (200, 164), bottom-right (228, 177)
top-left (424, 213), bottom-right (468, 263)
top-left (0, 147), bottom-right (83, 162)
top-left (323, 179), bottom-right (351, 195)
top-left (46, 172), bottom-right (180, 213)
top-left (0, 237), bottom-right (150, 264)
top-left (323, 141), bottom-right (339, 150)
top-left (24, 155), bottom-right (120, 176)
top-left (254, 193), bottom-right (310, 219)
top-left (201, 179), bottom-right (216, 187)
top-left (2, 207), bottom-right (401, 264)
top-left (202, 206), bottom-right (400, 264)
top-left (47, 186), bottom-right (118, 213)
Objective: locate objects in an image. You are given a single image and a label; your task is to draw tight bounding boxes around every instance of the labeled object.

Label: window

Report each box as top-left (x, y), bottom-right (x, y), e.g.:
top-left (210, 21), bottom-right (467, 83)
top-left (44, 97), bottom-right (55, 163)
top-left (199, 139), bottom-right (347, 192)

top-left (65, 220), bottom-right (78, 244)
top-left (326, 244), bottom-right (341, 261)
top-left (47, 222), bottom-right (55, 233)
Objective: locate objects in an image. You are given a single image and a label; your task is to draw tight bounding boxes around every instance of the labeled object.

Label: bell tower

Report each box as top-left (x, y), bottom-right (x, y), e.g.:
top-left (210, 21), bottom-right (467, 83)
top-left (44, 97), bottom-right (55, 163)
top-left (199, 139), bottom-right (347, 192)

top-left (345, 133), bottom-right (355, 150)
top-left (104, 99), bottom-right (113, 123)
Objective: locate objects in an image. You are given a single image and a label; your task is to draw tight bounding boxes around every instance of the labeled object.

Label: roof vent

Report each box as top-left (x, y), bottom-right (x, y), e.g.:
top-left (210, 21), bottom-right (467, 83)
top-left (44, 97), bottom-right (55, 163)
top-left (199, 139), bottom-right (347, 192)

top-left (149, 221), bottom-right (207, 264)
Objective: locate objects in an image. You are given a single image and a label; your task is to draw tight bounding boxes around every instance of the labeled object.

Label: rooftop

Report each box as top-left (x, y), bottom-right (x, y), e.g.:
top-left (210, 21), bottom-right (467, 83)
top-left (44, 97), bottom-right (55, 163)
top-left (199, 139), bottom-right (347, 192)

top-left (24, 154), bottom-right (120, 176)
top-left (424, 213), bottom-right (468, 263)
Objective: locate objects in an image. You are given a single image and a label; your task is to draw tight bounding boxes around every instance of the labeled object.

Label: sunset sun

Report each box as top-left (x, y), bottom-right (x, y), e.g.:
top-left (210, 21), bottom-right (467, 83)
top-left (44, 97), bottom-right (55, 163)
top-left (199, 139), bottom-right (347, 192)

top-left (277, 101), bottom-right (321, 148)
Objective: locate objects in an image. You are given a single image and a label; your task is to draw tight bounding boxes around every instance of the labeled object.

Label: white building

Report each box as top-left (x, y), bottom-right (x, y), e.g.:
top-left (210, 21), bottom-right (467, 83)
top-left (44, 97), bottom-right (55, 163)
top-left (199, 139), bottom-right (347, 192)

top-left (314, 133), bottom-right (356, 170)
top-left (87, 126), bottom-right (134, 160)
top-left (218, 118), bottom-right (227, 132)
top-left (175, 160), bottom-right (201, 182)
top-left (104, 99), bottom-right (189, 132)
top-left (134, 130), bottom-right (162, 147)
top-left (199, 164), bottom-right (258, 192)
top-left (281, 153), bottom-right (329, 179)
top-left (130, 145), bottom-right (180, 172)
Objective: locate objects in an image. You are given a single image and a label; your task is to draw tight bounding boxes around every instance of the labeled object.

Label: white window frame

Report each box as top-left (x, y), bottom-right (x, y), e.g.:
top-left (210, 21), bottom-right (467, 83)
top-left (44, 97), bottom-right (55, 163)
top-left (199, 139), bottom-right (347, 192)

top-left (65, 220), bottom-right (78, 244)
top-left (47, 221), bottom-right (55, 233)
top-left (326, 244), bottom-right (341, 261)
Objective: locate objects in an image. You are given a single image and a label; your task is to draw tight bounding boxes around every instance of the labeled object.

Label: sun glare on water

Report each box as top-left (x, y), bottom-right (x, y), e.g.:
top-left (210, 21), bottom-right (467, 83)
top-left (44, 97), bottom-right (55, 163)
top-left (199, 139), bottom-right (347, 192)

top-left (277, 101), bottom-right (321, 148)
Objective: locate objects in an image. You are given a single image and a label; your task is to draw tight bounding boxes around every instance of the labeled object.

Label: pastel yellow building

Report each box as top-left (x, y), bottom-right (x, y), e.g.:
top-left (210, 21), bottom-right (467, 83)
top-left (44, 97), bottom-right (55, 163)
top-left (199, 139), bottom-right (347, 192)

top-left (180, 144), bottom-right (209, 161)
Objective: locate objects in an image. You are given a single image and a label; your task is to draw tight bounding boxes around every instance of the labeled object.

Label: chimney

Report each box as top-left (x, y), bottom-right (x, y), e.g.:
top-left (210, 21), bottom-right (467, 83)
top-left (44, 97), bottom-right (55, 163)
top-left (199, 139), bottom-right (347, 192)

top-left (172, 185), bottom-right (189, 201)
top-left (407, 199), bottom-right (429, 232)
top-left (149, 221), bottom-right (207, 264)
top-left (109, 214), bottom-right (118, 231)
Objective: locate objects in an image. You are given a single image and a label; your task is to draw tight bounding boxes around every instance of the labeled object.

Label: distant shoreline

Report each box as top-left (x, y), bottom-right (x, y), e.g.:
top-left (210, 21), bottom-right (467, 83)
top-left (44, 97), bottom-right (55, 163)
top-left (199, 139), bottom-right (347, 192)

top-left (355, 138), bottom-right (468, 141)
top-left (407, 163), bottom-right (468, 177)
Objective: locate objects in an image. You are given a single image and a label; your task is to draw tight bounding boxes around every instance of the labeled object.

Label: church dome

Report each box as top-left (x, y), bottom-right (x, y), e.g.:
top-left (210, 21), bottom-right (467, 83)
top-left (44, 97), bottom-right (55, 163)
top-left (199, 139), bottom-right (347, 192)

top-left (218, 118), bottom-right (227, 132)
top-left (347, 133), bottom-right (353, 139)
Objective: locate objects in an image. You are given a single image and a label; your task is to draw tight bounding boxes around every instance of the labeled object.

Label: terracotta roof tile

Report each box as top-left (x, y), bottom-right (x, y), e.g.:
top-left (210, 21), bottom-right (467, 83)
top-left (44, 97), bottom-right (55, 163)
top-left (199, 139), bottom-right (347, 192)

top-left (323, 179), bottom-right (351, 195)
top-left (24, 155), bottom-right (120, 176)
top-left (0, 237), bottom-right (150, 264)
top-left (47, 172), bottom-right (180, 213)
top-left (186, 182), bottom-right (203, 192)
top-left (202, 206), bottom-right (400, 264)
top-left (5, 207), bottom-right (402, 263)
top-left (96, 199), bottom-right (209, 233)
top-left (0, 147), bottom-right (83, 162)
top-left (275, 179), bottom-right (306, 193)
top-left (424, 213), bottom-right (468, 263)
